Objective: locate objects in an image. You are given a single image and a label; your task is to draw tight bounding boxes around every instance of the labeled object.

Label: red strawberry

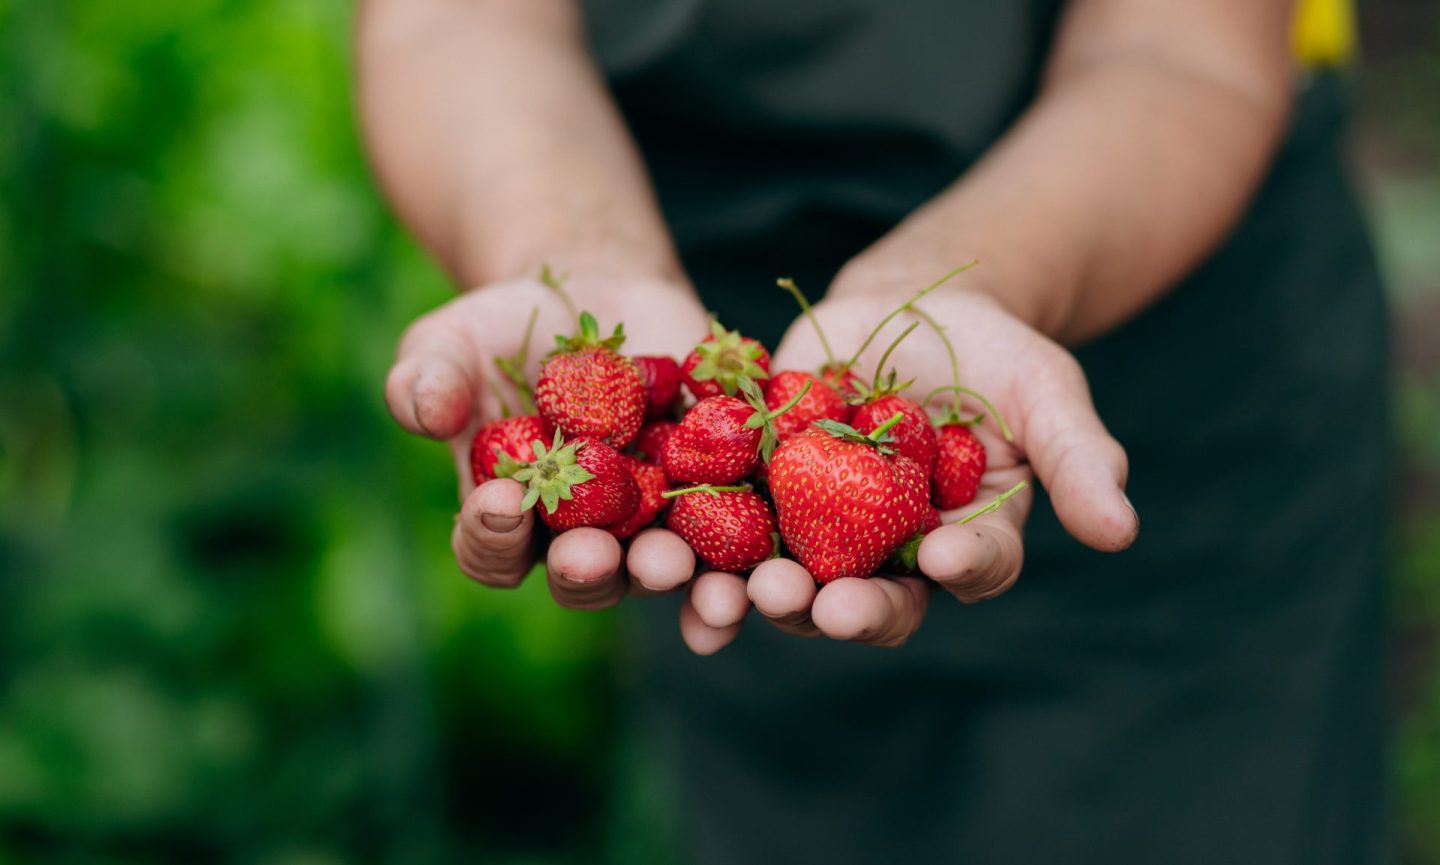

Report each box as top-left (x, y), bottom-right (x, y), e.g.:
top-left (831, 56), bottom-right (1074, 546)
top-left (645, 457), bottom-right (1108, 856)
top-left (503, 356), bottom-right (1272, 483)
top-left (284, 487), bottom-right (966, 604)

top-left (851, 394), bottom-right (939, 479)
top-left (681, 321), bottom-right (771, 399)
top-left (632, 420), bottom-right (679, 464)
top-left (764, 370), bottom-right (850, 441)
top-left (607, 457), bottom-right (669, 540)
top-left (821, 365), bottom-right (861, 400)
top-left (470, 414), bottom-right (549, 483)
top-left (662, 378), bottom-right (811, 485)
top-left (633, 355), bottom-right (683, 420)
top-left (535, 312), bottom-right (647, 448)
top-left (664, 484), bottom-right (777, 573)
top-left (768, 414), bottom-right (930, 583)
top-left (932, 423), bottom-right (987, 509)
top-left (890, 505), bottom-right (942, 573)
top-left (512, 432), bottom-right (639, 532)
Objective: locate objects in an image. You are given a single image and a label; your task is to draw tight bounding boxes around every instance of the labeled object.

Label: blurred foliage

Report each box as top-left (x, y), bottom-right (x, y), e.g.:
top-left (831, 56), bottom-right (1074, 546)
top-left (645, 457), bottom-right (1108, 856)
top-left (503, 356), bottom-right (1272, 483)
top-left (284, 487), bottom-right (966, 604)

top-left (0, 0), bottom-right (1436, 863)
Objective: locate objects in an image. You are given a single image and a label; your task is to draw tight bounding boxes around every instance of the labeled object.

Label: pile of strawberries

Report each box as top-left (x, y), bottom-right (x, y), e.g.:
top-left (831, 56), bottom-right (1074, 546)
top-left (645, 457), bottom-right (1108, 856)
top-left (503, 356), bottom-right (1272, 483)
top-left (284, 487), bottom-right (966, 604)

top-left (471, 271), bottom-right (1023, 584)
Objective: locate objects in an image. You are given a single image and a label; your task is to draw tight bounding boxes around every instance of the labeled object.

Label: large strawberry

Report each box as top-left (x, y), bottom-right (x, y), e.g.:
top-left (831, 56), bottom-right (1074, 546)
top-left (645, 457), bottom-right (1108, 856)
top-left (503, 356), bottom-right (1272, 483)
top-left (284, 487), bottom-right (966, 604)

top-left (932, 422), bottom-right (987, 509)
top-left (633, 355), bottom-right (683, 420)
top-left (607, 456), bottom-right (669, 540)
top-left (768, 413), bottom-right (930, 583)
top-left (851, 393), bottom-right (939, 479)
top-left (662, 377), bottom-right (811, 485)
top-left (470, 414), bottom-right (549, 483)
top-left (764, 370), bottom-right (850, 442)
top-left (663, 484), bottom-right (777, 573)
top-left (512, 432), bottom-right (639, 532)
top-left (681, 321), bottom-right (771, 399)
top-left (535, 312), bottom-right (647, 448)
top-left (631, 419), bottom-right (679, 464)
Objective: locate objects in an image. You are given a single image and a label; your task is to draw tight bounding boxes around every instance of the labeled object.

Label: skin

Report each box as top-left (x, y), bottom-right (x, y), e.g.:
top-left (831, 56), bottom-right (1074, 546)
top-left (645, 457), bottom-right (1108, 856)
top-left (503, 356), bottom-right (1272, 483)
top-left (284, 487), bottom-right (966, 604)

top-left (359, 0), bottom-right (1295, 652)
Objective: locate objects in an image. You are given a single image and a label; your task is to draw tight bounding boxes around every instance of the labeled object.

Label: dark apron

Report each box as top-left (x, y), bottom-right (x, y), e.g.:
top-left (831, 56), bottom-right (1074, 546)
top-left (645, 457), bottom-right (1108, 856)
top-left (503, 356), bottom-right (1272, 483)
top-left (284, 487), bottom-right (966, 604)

top-left (586, 3), bottom-right (1391, 863)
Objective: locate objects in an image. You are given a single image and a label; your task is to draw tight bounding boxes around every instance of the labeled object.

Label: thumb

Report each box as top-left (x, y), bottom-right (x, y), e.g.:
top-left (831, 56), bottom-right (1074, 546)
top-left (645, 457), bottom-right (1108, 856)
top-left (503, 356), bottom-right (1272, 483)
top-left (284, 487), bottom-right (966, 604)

top-left (1019, 354), bottom-right (1138, 552)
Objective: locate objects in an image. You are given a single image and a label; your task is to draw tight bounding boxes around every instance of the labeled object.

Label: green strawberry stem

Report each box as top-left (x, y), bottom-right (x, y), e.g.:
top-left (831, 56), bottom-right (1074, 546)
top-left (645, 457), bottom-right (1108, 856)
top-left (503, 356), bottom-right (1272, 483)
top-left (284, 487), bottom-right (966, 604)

top-left (922, 384), bottom-right (1014, 442)
top-left (869, 321), bottom-right (919, 395)
top-left (866, 411), bottom-right (908, 441)
top-left (776, 277), bottom-right (838, 371)
top-left (841, 260), bottom-right (979, 373)
top-left (539, 263), bottom-right (578, 320)
top-left (493, 305), bottom-right (540, 414)
top-left (812, 411), bottom-right (905, 451)
top-left (954, 480), bottom-right (1028, 525)
top-left (662, 483), bottom-right (752, 499)
top-left (906, 304), bottom-right (962, 420)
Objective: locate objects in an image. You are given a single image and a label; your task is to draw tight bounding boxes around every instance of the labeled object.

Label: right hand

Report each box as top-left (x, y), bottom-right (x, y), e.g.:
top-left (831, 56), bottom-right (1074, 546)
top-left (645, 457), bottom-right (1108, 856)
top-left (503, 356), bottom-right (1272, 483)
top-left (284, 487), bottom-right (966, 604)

top-left (385, 272), bottom-right (710, 611)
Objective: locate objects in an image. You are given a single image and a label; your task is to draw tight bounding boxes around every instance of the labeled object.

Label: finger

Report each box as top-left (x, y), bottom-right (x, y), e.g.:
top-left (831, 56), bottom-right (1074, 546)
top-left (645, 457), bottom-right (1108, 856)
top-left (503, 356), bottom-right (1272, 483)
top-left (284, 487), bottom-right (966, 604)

top-left (747, 557), bottom-right (820, 638)
top-left (810, 576), bottom-right (930, 647)
top-left (626, 529), bottom-right (698, 595)
top-left (679, 590), bottom-right (743, 655)
top-left (387, 312), bottom-right (479, 440)
top-left (1019, 355), bottom-right (1139, 552)
top-left (452, 479), bottom-right (535, 588)
top-left (690, 571), bottom-right (751, 629)
top-left (546, 527), bottom-right (627, 610)
top-left (919, 519), bottom-right (1026, 604)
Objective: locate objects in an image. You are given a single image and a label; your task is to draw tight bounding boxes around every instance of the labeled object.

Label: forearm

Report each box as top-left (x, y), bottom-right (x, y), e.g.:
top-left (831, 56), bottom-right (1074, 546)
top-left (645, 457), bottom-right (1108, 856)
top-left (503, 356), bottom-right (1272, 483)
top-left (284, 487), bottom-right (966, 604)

top-left (838, 0), bottom-right (1295, 344)
top-left (357, 0), bottom-right (681, 288)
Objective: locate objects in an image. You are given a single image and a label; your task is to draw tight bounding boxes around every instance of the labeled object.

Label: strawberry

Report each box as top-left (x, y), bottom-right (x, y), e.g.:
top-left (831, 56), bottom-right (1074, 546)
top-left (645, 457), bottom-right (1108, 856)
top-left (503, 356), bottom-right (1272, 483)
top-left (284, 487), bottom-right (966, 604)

top-left (661, 377), bottom-right (811, 485)
top-left (470, 414), bottom-right (549, 483)
top-left (681, 321), bottom-right (771, 399)
top-left (663, 484), bottom-right (777, 573)
top-left (821, 365), bottom-right (861, 400)
top-left (535, 312), bottom-right (647, 448)
top-left (607, 456), bottom-right (669, 540)
top-left (631, 420), bottom-right (679, 464)
top-left (889, 505), bottom-right (942, 573)
top-left (932, 422), bottom-right (987, 509)
top-left (768, 414), bottom-right (930, 583)
top-left (764, 370), bottom-right (850, 441)
top-left (633, 355), bottom-right (683, 420)
top-left (851, 394), bottom-right (939, 479)
top-left (512, 432), bottom-right (639, 532)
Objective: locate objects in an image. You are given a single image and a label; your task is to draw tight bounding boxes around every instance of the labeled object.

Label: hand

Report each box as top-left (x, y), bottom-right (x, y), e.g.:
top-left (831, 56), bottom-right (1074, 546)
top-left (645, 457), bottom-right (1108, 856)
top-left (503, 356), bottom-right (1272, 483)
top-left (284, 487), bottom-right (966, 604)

top-left (678, 276), bottom-right (1139, 653)
top-left (386, 272), bottom-right (710, 609)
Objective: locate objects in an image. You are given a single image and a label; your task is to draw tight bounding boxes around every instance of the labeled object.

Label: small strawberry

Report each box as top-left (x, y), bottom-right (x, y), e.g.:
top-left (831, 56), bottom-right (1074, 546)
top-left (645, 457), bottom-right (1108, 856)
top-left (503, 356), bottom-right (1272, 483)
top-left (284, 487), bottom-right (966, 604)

top-left (632, 420), bottom-right (679, 464)
top-left (663, 484), bottom-right (777, 573)
top-left (890, 506), bottom-right (942, 573)
top-left (470, 414), bottom-right (550, 483)
top-left (681, 321), bottom-right (771, 399)
top-left (932, 422), bottom-right (987, 509)
top-left (662, 377), bottom-right (811, 485)
top-left (768, 413), bottom-right (930, 583)
top-left (535, 311), bottom-right (647, 448)
top-left (512, 432), bottom-right (639, 532)
top-left (764, 370), bottom-right (850, 441)
top-left (607, 456), bottom-right (670, 540)
top-left (633, 355), bottom-right (683, 420)
top-left (851, 393), bottom-right (939, 479)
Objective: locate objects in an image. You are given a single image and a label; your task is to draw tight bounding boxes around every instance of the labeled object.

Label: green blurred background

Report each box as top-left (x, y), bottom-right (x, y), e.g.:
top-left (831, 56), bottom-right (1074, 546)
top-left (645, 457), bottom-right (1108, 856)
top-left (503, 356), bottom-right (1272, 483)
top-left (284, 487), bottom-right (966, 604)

top-left (1, 2), bottom-right (1437, 863)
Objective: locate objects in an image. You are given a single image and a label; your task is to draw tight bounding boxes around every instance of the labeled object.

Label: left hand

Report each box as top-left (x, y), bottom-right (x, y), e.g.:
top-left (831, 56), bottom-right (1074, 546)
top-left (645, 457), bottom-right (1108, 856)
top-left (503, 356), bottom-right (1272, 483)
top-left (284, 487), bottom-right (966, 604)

top-left (678, 271), bottom-right (1139, 653)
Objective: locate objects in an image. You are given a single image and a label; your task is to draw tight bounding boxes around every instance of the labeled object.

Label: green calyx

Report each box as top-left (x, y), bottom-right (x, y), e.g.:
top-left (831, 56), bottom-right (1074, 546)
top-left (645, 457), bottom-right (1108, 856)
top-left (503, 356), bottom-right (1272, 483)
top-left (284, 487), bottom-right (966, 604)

top-left (553, 310), bottom-right (626, 355)
top-left (812, 411), bottom-right (904, 454)
top-left (738, 375), bottom-right (811, 463)
top-left (511, 430), bottom-right (595, 515)
top-left (661, 483), bottom-right (752, 500)
top-left (688, 319), bottom-right (770, 395)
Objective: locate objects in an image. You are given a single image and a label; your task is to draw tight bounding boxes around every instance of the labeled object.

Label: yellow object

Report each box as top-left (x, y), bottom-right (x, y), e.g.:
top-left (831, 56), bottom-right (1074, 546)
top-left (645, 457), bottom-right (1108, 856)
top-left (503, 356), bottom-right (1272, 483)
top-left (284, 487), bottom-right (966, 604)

top-left (1292, 0), bottom-right (1357, 67)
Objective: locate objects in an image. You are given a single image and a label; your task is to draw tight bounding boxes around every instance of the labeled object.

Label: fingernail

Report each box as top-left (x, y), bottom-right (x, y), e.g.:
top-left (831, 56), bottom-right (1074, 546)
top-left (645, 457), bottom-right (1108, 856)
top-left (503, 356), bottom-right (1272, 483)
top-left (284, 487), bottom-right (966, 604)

top-left (481, 511), bottom-right (522, 533)
top-left (1120, 491), bottom-right (1140, 535)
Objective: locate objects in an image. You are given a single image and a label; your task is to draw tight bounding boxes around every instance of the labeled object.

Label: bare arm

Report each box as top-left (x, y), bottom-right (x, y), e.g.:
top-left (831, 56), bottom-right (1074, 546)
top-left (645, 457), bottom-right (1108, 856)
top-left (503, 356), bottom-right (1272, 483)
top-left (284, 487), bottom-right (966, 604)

top-left (835, 0), bottom-right (1296, 343)
top-left (357, 0), bottom-right (684, 287)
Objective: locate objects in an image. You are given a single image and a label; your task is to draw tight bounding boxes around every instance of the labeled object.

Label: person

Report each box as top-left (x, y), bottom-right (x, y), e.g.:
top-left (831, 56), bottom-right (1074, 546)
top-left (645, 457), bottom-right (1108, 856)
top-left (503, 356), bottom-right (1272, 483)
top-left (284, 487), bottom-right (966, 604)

top-left (358, 0), bottom-right (1390, 862)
